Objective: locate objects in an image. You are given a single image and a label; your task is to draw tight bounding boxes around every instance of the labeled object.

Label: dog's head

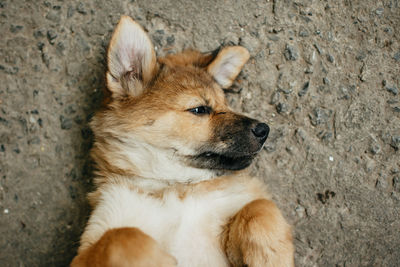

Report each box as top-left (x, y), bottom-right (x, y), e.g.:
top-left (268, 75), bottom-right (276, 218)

top-left (91, 16), bottom-right (269, 182)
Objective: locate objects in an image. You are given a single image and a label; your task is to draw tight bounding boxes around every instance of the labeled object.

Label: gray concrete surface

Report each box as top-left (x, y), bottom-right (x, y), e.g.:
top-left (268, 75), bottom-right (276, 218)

top-left (1, 0), bottom-right (399, 266)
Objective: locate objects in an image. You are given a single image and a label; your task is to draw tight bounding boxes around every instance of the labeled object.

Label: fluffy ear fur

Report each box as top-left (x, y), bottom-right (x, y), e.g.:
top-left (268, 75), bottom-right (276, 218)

top-left (106, 16), bottom-right (157, 97)
top-left (207, 46), bottom-right (250, 89)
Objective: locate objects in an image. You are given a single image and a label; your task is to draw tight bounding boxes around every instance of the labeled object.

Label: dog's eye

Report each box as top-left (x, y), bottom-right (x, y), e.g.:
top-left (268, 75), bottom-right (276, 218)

top-left (188, 106), bottom-right (212, 115)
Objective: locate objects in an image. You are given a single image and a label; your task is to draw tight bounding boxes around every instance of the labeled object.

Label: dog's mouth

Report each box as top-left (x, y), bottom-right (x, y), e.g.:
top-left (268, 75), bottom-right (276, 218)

top-left (186, 150), bottom-right (258, 171)
top-left (182, 118), bottom-right (269, 172)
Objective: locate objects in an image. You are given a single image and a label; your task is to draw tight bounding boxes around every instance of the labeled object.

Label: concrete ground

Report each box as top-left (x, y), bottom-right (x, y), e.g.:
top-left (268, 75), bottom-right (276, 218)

top-left (0, 0), bottom-right (399, 266)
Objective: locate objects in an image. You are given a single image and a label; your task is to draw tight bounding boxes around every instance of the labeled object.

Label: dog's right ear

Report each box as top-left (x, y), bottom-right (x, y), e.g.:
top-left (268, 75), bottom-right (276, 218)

top-left (207, 46), bottom-right (250, 89)
top-left (106, 16), bottom-right (157, 98)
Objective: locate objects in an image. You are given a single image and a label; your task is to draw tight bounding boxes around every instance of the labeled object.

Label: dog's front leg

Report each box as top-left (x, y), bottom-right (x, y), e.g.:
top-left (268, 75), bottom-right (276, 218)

top-left (222, 199), bottom-right (294, 267)
top-left (71, 227), bottom-right (177, 267)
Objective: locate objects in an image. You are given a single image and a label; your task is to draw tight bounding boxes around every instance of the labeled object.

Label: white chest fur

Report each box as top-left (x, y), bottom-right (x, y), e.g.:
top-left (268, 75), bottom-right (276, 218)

top-left (80, 177), bottom-right (268, 266)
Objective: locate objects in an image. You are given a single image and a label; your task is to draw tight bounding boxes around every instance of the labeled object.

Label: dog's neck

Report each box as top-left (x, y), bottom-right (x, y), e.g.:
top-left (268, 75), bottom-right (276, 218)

top-left (92, 135), bottom-right (220, 184)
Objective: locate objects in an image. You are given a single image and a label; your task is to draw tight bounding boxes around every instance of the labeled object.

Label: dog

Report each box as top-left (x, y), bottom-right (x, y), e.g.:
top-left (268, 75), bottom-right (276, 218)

top-left (71, 15), bottom-right (294, 267)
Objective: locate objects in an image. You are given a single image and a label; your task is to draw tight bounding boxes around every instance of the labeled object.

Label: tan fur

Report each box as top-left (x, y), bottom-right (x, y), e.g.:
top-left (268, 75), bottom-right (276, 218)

top-left (72, 16), bottom-right (294, 267)
top-left (71, 227), bottom-right (176, 267)
top-left (159, 49), bottom-right (217, 68)
top-left (222, 199), bottom-right (294, 267)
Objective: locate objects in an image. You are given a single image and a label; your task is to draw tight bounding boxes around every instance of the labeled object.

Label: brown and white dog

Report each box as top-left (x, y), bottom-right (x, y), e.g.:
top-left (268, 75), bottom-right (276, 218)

top-left (71, 16), bottom-right (294, 267)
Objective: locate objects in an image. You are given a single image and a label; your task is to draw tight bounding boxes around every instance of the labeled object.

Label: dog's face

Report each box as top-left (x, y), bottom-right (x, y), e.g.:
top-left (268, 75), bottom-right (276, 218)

top-left (92, 16), bottom-right (269, 181)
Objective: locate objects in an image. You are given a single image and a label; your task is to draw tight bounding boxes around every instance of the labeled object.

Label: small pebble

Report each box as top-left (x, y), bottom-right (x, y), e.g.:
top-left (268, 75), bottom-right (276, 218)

top-left (393, 177), bottom-right (400, 192)
top-left (295, 205), bottom-right (306, 218)
top-left (321, 132), bottom-right (333, 142)
top-left (314, 43), bottom-right (323, 54)
top-left (29, 116), bottom-right (36, 124)
top-left (329, 156), bottom-right (334, 161)
top-left (35, 30), bottom-right (46, 39)
top-left (391, 136), bottom-right (400, 150)
top-left (286, 146), bottom-right (293, 154)
top-left (65, 104), bottom-right (77, 115)
top-left (305, 66), bottom-right (313, 74)
top-left (10, 25), bottom-right (23, 33)
top-left (385, 86), bottom-right (398, 95)
top-left (309, 107), bottom-right (332, 126)
top-left (276, 102), bottom-right (289, 114)
top-left (370, 144), bottom-right (381, 155)
top-left (4, 209), bottom-right (9, 214)
top-left (323, 77), bottom-right (330, 85)
top-left (28, 136), bottom-right (41, 145)
top-left (376, 176), bottom-right (388, 190)
top-left (298, 81), bottom-right (310, 97)
top-left (356, 51), bottom-right (366, 61)
top-left (45, 10), bottom-right (60, 23)
top-left (270, 91), bottom-right (280, 105)
top-left (47, 30), bottom-right (57, 44)
top-left (67, 6), bottom-right (75, 18)
top-left (393, 51), bottom-right (400, 62)
top-left (327, 54), bottom-right (335, 63)
top-left (338, 86), bottom-right (350, 100)
top-left (268, 35), bottom-right (279, 42)
top-left (375, 7), bottom-right (384, 16)
top-left (77, 2), bottom-right (87, 14)
top-left (60, 115), bottom-right (73, 130)
top-left (56, 42), bottom-right (65, 54)
top-left (284, 44), bottom-right (299, 61)
top-left (278, 87), bottom-right (293, 94)
top-left (295, 128), bottom-right (307, 142)
top-left (166, 35), bottom-right (175, 45)
top-left (298, 26), bottom-right (309, 37)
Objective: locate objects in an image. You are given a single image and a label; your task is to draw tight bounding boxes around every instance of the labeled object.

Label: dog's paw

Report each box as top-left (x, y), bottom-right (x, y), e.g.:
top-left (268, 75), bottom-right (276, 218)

top-left (71, 227), bottom-right (177, 267)
top-left (223, 199), bottom-right (294, 267)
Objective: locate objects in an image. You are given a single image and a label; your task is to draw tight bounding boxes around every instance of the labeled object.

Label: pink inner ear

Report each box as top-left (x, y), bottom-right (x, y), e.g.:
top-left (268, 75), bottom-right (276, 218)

top-left (108, 16), bottom-right (156, 83)
top-left (126, 56), bottom-right (143, 81)
top-left (117, 43), bottom-right (137, 77)
top-left (106, 16), bottom-right (157, 97)
top-left (207, 47), bottom-right (249, 88)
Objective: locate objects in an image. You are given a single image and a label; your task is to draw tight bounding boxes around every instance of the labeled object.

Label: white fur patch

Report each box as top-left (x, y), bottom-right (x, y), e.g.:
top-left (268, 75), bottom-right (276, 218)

top-left (104, 135), bottom-right (216, 182)
top-left (80, 178), bottom-right (264, 267)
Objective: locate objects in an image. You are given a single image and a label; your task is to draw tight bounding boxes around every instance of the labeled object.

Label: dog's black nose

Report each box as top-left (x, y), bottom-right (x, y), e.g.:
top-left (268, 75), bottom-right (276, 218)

top-left (252, 123), bottom-right (270, 139)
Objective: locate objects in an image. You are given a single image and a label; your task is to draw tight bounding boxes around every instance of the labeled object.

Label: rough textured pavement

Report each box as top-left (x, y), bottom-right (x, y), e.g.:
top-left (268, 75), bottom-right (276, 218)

top-left (1, 0), bottom-right (399, 266)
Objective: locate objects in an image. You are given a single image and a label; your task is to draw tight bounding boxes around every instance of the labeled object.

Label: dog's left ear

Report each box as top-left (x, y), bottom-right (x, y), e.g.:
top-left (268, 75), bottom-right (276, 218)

top-left (106, 16), bottom-right (157, 98)
top-left (207, 46), bottom-right (250, 89)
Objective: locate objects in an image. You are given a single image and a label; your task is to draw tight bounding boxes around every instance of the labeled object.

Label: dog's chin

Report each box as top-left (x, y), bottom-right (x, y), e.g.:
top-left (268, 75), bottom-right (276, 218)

top-left (186, 151), bottom-right (257, 171)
